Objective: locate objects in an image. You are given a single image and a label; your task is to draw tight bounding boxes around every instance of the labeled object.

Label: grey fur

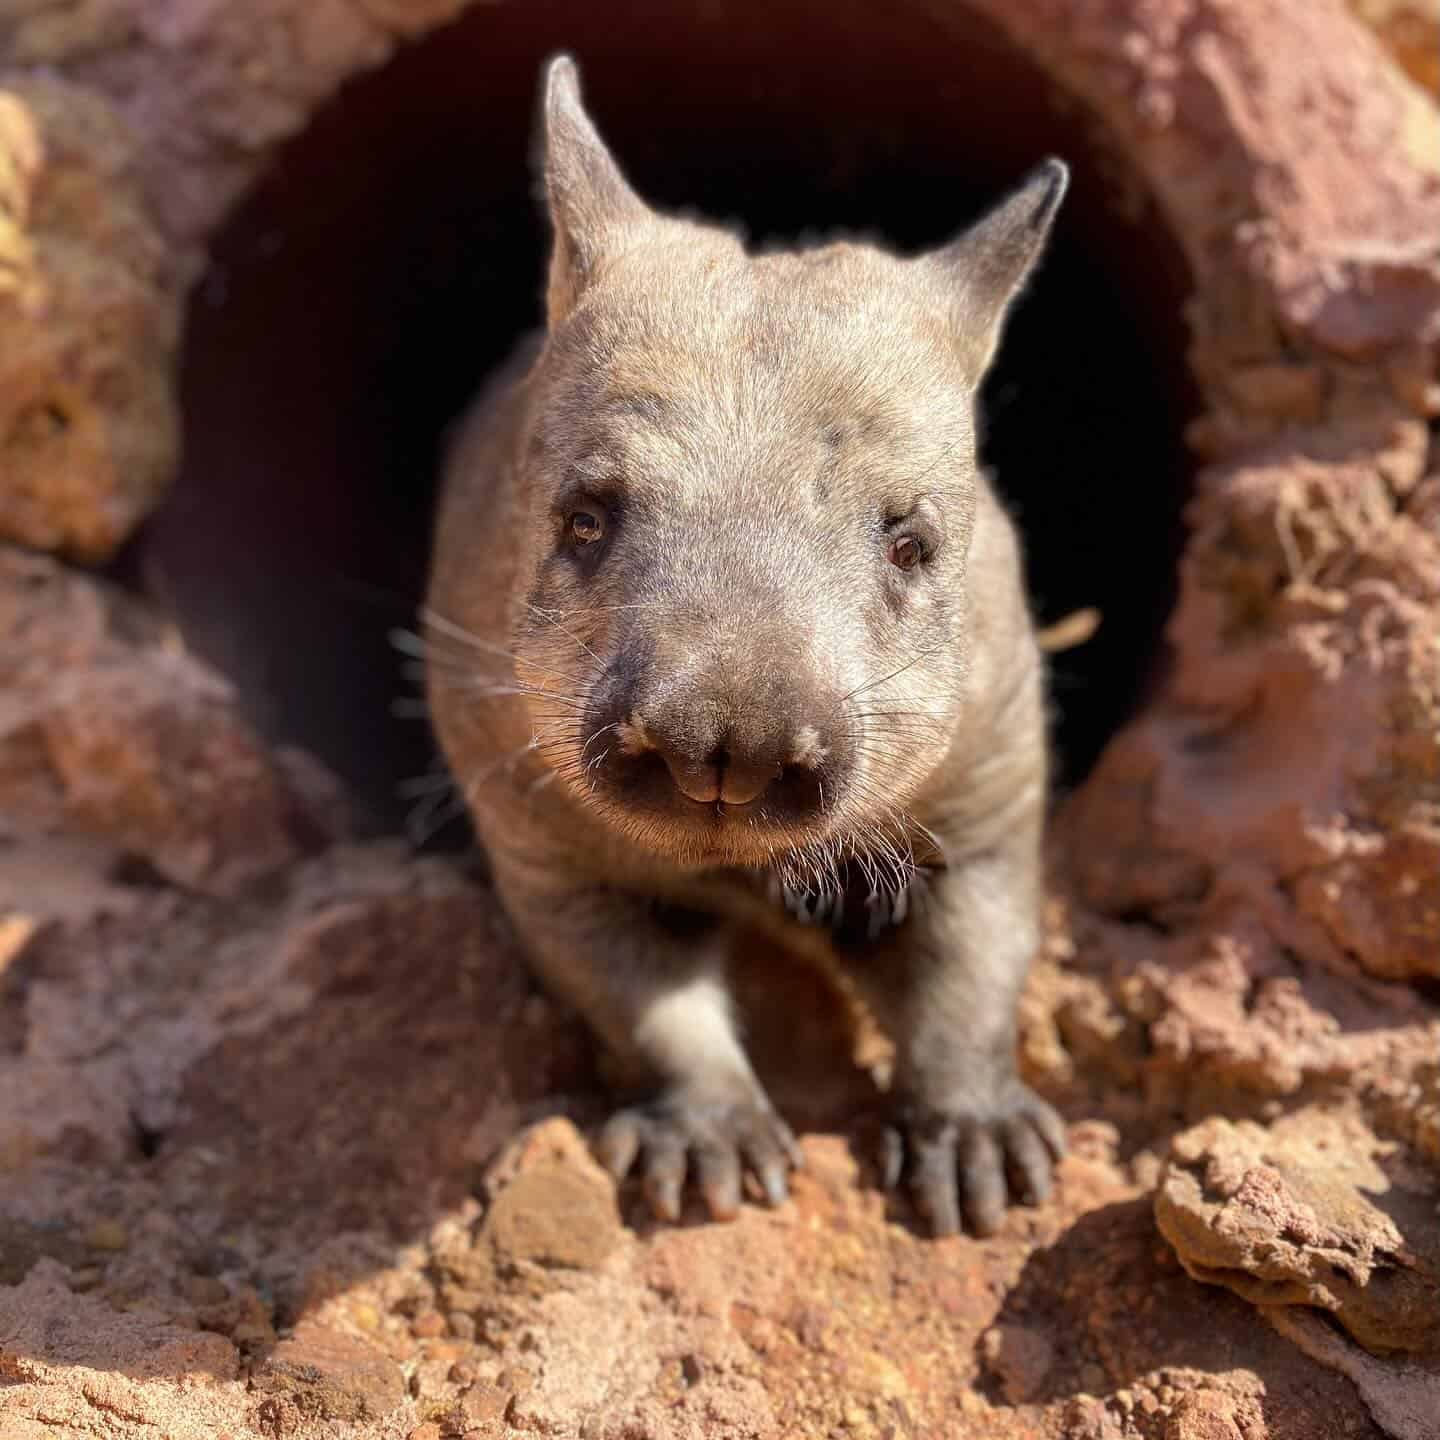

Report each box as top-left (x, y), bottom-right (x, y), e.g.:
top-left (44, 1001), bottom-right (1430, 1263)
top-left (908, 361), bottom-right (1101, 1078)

top-left (425, 54), bottom-right (1068, 1234)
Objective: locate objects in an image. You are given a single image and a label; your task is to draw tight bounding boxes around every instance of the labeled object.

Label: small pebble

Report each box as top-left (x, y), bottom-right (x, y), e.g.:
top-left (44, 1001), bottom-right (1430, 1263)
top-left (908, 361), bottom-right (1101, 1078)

top-left (85, 1219), bottom-right (128, 1252)
top-left (460, 1385), bottom-right (510, 1422)
top-left (448, 1310), bottom-right (477, 1341)
top-left (412, 1309), bottom-right (446, 1338)
top-left (186, 1275), bottom-right (229, 1306)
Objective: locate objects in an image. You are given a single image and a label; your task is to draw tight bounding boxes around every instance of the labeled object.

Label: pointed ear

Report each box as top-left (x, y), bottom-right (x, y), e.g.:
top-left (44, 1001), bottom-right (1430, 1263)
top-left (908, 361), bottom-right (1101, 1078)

top-left (927, 158), bottom-right (1068, 383)
top-left (540, 54), bottom-right (651, 325)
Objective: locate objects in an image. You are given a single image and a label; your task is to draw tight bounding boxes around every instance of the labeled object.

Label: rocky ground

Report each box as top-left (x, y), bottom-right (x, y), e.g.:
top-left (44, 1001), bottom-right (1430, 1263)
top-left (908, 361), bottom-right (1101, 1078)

top-left (1, 545), bottom-right (1437, 1440)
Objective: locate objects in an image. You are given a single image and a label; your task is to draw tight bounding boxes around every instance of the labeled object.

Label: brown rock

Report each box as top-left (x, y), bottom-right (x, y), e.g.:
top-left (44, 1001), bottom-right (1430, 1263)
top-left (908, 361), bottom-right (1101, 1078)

top-left (456, 1383), bottom-right (510, 1424)
top-left (1224, 363), bottom-right (1326, 423)
top-left (0, 75), bottom-right (179, 561)
top-left (981, 1322), bottom-right (1055, 1403)
top-left (84, 1217), bottom-right (127, 1252)
top-left (480, 1113), bottom-right (613, 1199)
top-left (1156, 1110), bottom-right (1440, 1358)
top-left (1268, 1306), bottom-right (1440, 1440)
top-left (1164, 1389), bottom-right (1267, 1439)
top-left (481, 1161), bottom-right (622, 1277)
top-left (1064, 1395), bottom-right (1125, 1439)
top-left (452, 1118), bottom-right (624, 1300)
top-left (0, 548), bottom-right (343, 895)
top-left (252, 1322), bottom-right (406, 1423)
top-left (1294, 826), bottom-right (1440, 981)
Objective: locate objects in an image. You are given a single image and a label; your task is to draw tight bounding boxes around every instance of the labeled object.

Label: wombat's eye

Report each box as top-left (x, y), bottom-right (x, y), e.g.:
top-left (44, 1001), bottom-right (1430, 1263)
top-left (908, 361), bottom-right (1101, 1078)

top-left (887, 535), bottom-right (925, 571)
top-left (569, 509), bottom-right (605, 544)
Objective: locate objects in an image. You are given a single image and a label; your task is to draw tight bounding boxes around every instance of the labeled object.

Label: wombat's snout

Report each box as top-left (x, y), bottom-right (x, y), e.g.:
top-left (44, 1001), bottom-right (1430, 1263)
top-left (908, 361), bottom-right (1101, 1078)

top-left (592, 656), bottom-right (855, 838)
top-left (627, 704), bottom-right (836, 811)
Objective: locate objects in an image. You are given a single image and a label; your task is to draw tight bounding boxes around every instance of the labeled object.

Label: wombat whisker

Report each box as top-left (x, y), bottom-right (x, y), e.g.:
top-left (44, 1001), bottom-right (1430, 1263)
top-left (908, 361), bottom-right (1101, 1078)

top-left (837, 782), bottom-right (928, 887)
top-left (398, 762), bottom-right (469, 845)
top-left (525, 601), bottom-right (607, 672)
top-left (539, 601), bottom-right (669, 615)
top-left (442, 678), bottom-right (590, 709)
top-left (842, 642), bottom-right (949, 704)
top-left (418, 608), bottom-right (532, 658)
top-left (849, 708), bottom-right (950, 734)
top-left (459, 740), bottom-right (546, 804)
top-left (580, 721), bottom-right (620, 765)
top-left (405, 649), bottom-right (592, 707)
top-left (405, 792), bottom-right (464, 845)
top-left (579, 743), bottom-right (614, 795)
top-left (910, 433), bottom-right (965, 489)
top-left (424, 670), bottom-right (590, 709)
top-left (417, 646), bottom-right (586, 688)
top-left (901, 815), bottom-right (949, 864)
top-left (396, 768), bottom-right (453, 799)
top-left (388, 626), bottom-right (433, 659)
top-left (851, 740), bottom-right (919, 766)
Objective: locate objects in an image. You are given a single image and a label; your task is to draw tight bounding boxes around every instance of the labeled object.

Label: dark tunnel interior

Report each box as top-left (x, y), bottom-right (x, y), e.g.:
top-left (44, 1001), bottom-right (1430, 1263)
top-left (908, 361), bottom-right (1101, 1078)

top-left (137, 0), bottom-right (1197, 839)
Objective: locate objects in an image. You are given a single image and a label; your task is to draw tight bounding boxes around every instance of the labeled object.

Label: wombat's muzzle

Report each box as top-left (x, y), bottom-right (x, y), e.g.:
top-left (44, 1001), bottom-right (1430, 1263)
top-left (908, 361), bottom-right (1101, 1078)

top-left (581, 647), bottom-right (856, 837)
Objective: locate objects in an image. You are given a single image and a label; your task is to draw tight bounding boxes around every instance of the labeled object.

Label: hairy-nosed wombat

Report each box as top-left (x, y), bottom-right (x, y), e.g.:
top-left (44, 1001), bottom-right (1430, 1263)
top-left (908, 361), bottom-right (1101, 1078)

top-left (425, 55), bottom-right (1068, 1236)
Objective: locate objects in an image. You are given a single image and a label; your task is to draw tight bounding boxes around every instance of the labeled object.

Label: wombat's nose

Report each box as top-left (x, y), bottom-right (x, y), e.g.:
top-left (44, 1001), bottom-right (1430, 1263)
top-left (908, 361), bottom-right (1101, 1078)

top-left (654, 740), bottom-right (774, 807)
top-left (643, 721), bottom-right (829, 809)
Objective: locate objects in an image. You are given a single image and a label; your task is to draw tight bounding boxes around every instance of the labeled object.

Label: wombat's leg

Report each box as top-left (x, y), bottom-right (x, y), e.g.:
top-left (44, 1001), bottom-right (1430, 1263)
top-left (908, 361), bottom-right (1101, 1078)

top-left (839, 824), bottom-right (1066, 1237)
top-left (492, 865), bottom-right (800, 1222)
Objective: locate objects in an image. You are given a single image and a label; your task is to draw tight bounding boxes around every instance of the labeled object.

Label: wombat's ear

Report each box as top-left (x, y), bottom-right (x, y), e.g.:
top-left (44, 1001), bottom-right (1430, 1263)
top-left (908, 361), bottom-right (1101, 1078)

top-left (539, 55), bottom-right (651, 325)
top-left (927, 158), bottom-right (1068, 384)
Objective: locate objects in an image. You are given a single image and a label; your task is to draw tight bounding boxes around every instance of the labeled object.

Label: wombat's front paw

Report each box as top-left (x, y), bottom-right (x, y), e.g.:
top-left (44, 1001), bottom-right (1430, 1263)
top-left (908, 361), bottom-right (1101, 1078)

top-left (595, 1087), bottom-right (802, 1223)
top-left (881, 1083), bottom-right (1066, 1237)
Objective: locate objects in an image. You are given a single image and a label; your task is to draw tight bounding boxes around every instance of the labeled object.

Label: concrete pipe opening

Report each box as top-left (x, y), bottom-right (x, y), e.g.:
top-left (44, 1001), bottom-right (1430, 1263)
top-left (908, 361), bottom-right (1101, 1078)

top-left (141, 0), bottom-right (1196, 836)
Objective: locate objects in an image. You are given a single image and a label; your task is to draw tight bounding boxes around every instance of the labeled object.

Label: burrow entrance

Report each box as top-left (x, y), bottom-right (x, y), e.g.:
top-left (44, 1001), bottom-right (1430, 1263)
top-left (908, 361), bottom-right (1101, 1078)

top-left (140, 0), bottom-right (1196, 835)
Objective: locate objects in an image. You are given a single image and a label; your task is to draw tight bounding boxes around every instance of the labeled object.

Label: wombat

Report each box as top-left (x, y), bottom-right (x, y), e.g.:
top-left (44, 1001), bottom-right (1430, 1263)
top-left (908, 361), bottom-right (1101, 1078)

top-left (425, 54), bottom-right (1068, 1236)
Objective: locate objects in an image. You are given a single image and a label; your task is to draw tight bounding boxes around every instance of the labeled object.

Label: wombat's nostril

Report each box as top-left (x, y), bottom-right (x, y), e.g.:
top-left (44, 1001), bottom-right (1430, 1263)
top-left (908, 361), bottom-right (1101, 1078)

top-left (712, 747), bottom-right (778, 807)
top-left (653, 742), bottom-right (774, 807)
top-left (658, 746), bottom-right (723, 805)
top-left (646, 723), bottom-right (831, 811)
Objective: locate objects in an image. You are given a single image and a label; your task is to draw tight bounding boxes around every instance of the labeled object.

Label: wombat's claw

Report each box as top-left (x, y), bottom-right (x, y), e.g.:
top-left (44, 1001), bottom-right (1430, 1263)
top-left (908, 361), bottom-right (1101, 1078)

top-left (595, 1091), bottom-right (801, 1223)
top-left (881, 1085), bottom-right (1066, 1238)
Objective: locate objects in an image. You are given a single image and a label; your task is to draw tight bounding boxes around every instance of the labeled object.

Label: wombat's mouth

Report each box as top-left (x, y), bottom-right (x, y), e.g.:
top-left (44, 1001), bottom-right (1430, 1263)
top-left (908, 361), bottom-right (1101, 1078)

top-left (565, 746), bottom-right (845, 868)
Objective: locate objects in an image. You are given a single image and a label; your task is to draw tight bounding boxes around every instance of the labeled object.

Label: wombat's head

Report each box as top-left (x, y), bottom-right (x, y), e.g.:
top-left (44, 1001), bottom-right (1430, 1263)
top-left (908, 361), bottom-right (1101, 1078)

top-left (508, 56), bottom-right (1064, 871)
